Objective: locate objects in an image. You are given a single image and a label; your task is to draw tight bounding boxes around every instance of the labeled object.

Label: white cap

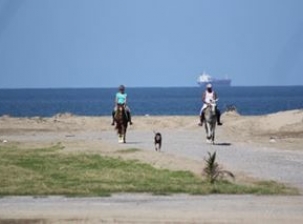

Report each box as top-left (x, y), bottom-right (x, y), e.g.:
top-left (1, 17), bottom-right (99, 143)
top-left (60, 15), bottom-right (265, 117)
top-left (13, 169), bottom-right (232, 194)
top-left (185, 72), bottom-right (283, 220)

top-left (206, 83), bottom-right (212, 88)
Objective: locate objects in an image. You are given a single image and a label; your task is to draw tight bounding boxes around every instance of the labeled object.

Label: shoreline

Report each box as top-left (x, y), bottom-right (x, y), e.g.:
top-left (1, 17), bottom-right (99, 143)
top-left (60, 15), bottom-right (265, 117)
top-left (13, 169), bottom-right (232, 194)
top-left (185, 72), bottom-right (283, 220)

top-left (0, 107), bottom-right (302, 118)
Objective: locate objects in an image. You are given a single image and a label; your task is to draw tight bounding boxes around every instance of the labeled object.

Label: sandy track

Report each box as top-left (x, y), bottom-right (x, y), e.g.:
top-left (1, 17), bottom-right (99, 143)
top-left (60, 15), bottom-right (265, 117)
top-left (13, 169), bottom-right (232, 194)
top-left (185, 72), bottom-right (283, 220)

top-left (1, 195), bottom-right (303, 224)
top-left (0, 111), bottom-right (303, 223)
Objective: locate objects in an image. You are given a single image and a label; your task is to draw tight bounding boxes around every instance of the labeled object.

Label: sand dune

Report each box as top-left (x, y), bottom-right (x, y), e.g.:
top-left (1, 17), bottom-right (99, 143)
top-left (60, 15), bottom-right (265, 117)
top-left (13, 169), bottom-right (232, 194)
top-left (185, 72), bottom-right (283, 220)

top-left (1, 109), bottom-right (302, 148)
top-left (221, 109), bottom-right (303, 149)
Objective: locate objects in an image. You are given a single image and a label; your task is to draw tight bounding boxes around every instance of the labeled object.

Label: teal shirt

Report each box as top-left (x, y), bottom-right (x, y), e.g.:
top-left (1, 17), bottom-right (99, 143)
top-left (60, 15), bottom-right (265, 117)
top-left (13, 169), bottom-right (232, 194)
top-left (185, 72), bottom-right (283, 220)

top-left (116, 92), bottom-right (127, 104)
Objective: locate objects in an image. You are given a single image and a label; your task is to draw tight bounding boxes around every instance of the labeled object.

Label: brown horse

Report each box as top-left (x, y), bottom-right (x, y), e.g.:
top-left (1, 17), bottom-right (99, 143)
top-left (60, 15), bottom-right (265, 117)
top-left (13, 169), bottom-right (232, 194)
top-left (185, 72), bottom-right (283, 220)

top-left (114, 103), bottom-right (128, 143)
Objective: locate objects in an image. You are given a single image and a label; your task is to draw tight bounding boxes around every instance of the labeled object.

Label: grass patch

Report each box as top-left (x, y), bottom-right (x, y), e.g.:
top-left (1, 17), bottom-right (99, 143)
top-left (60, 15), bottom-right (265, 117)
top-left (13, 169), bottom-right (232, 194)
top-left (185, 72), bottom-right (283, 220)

top-left (116, 148), bottom-right (142, 153)
top-left (0, 145), bottom-right (298, 196)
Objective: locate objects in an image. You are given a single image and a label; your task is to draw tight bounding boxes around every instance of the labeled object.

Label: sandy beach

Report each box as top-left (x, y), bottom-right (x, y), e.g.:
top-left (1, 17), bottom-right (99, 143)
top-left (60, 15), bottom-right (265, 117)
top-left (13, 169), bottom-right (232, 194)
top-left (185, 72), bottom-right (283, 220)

top-left (0, 109), bottom-right (303, 223)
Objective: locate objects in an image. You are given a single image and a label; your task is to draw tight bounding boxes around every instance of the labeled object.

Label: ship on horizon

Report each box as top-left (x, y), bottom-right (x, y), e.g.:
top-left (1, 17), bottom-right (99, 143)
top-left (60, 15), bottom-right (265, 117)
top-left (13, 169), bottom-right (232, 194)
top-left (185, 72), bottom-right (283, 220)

top-left (197, 72), bottom-right (231, 87)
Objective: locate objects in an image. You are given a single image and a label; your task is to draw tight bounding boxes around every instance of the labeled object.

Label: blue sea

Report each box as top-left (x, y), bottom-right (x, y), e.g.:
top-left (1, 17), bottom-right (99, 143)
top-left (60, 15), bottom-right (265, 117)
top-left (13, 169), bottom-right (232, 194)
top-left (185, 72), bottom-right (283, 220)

top-left (0, 86), bottom-right (302, 117)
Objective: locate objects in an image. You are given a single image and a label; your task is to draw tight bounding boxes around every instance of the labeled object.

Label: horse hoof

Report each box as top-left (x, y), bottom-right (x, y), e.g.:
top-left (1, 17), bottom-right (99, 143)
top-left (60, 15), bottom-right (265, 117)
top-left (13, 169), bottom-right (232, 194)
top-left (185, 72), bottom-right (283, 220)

top-left (206, 139), bottom-right (215, 144)
top-left (118, 138), bottom-right (124, 143)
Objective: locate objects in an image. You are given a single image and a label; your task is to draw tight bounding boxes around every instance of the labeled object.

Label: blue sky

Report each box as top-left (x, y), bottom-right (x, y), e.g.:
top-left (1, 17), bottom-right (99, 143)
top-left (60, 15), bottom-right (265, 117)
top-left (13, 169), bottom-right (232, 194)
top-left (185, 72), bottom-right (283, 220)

top-left (0, 0), bottom-right (303, 88)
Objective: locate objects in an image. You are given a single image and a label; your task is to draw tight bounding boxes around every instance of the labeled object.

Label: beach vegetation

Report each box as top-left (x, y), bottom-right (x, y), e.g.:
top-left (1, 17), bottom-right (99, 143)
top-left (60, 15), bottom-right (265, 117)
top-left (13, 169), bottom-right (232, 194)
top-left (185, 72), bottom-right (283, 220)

top-left (116, 148), bottom-right (142, 153)
top-left (203, 151), bottom-right (235, 184)
top-left (0, 145), bottom-right (298, 196)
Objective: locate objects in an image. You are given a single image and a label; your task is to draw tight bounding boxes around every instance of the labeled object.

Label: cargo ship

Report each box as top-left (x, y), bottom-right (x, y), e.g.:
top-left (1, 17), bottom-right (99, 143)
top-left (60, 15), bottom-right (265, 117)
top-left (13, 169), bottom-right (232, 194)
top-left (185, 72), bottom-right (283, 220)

top-left (197, 72), bottom-right (231, 87)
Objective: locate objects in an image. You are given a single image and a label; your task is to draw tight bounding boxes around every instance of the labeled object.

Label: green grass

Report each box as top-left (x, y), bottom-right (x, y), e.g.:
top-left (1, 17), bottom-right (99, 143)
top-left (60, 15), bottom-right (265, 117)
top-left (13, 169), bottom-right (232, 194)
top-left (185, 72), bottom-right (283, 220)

top-left (0, 144), bottom-right (298, 196)
top-left (116, 148), bottom-right (142, 153)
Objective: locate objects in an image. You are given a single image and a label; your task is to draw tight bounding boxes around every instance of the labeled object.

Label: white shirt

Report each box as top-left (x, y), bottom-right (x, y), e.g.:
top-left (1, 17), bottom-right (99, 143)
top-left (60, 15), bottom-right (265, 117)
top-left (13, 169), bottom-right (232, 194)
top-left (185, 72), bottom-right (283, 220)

top-left (204, 90), bottom-right (215, 104)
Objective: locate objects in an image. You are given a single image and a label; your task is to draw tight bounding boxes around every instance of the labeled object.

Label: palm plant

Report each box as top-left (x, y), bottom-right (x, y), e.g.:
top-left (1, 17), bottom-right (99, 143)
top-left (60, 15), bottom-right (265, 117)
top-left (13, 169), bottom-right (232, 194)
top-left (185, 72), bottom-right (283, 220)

top-left (203, 151), bottom-right (235, 184)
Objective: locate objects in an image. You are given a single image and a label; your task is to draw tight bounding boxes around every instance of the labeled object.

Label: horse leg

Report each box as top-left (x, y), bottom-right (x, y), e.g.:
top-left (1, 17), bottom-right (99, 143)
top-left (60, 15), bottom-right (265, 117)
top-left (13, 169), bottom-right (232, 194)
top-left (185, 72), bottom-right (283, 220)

top-left (122, 124), bottom-right (127, 143)
top-left (116, 123), bottom-right (122, 143)
top-left (118, 134), bottom-right (124, 143)
top-left (213, 126), bottom-right (215, 144)
top-left (205, 123), bottom-right (211, 139)
top-left (118, 128), bottom-right (124, 143)
top-left (211, 123), bottom-right (216, 144)
top-left (211, 129), bottom-right (215, 144)
top-left (123, 134), bottom-right (126, 143)
top-left (205, 123), bottom-right (212, 143)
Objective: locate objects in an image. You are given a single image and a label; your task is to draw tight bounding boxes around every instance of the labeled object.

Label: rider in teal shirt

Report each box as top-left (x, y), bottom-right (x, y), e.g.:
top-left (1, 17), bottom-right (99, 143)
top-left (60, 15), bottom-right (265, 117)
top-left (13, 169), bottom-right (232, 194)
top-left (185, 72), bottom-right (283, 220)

top-left (112, 85), bottom-right (132, 125)
top-left (116, 91), bottom-right (127, 104)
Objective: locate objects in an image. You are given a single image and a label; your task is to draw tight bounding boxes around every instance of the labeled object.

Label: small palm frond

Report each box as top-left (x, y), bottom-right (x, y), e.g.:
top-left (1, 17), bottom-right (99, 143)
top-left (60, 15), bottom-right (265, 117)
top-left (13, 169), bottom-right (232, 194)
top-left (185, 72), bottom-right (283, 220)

top-left (217, 170), bottom-right (235, 181)
top-left (203, 151), bottom-right (235, 184)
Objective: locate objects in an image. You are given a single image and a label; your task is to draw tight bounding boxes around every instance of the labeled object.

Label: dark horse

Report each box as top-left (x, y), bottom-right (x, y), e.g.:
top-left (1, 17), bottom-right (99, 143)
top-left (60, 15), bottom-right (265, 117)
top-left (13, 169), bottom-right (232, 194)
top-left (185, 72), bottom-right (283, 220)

top-left (114, 103), bottom-right (129, 143)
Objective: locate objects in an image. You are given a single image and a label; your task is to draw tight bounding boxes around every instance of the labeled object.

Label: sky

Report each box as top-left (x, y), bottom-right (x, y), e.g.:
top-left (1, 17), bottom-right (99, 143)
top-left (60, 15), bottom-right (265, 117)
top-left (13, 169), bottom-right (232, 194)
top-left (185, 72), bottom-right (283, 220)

top-left (0, 0), bottom-right (303, 88)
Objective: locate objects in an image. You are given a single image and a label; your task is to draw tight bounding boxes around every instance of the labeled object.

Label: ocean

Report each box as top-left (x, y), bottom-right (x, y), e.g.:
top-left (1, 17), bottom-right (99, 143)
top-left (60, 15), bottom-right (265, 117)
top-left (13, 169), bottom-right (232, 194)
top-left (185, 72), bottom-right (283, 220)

top-left (0, 86), bottom-right (302, 117)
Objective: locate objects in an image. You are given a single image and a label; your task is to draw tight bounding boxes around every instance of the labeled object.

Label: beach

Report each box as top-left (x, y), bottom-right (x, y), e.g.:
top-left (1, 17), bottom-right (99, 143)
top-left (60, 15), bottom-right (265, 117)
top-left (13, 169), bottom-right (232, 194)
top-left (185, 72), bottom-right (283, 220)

top-left (0, 110), bottom-right (303, 223)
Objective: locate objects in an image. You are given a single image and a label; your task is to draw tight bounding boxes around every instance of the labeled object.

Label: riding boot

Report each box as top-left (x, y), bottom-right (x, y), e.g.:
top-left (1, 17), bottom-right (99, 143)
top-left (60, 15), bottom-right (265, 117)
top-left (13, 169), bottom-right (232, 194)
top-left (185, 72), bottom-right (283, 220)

top-left (111, 111), bottom-right (115, 126)
top-left (127, 111), bottom-right (133, 125)
top-left (198, 112), bottom-right (204, 126)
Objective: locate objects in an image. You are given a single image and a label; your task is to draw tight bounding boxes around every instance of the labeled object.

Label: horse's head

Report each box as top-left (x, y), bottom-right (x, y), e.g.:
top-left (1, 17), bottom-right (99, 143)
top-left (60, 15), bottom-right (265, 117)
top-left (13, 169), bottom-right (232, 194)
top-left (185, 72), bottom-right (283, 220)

top-left (208, 99), bottom-right (218, 113)
top-left (115, 104), bottom-right (125, 120)
top-left (115, 103), bottom-right (128, 123)
top-left (117, 103), bottom-right (125, 111)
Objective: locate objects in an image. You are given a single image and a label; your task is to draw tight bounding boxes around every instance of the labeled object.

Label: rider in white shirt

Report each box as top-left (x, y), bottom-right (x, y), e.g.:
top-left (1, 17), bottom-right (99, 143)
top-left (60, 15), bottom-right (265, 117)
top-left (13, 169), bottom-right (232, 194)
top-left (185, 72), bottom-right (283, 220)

top-left (198, 83), bottom-right (222, 126)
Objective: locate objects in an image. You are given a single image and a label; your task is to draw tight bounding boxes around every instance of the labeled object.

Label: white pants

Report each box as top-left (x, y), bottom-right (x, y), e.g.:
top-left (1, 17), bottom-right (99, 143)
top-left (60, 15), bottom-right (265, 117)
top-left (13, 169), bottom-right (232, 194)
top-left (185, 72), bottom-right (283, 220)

top-left (199, 104), bottom-right (208, 115)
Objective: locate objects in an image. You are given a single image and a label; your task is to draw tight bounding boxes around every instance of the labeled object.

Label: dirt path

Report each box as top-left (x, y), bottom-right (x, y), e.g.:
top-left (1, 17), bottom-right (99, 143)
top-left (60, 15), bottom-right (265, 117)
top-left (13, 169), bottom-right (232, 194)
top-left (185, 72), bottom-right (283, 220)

top-left (1, 195), bottom-right (303, 224)
top-left (0, 114), bottom-right (303, 223)
top-left (115, 128), bottom-right (303, 191)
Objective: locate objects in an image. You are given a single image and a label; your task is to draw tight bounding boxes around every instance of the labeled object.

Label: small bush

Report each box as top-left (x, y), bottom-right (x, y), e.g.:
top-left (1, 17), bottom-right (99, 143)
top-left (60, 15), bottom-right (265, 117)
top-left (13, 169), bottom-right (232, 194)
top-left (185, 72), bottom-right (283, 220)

top-left (203, 151), bottom-right (235, 184)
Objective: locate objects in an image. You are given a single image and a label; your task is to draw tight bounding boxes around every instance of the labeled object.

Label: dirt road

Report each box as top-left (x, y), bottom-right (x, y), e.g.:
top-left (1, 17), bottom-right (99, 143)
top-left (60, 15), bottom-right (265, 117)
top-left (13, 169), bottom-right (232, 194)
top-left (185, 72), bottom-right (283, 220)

top-left (0, 114), bottom-right (303, 223)
top-left (1, 195), bottom-right (303, 224)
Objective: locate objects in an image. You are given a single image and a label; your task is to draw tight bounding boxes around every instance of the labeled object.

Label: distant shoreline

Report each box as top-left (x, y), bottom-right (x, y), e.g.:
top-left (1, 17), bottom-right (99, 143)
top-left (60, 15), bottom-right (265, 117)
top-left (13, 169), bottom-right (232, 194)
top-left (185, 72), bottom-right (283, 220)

top-left (0, 108), bottom-right (302, 119)
top-left (1, 86), bottom-right (302, 117)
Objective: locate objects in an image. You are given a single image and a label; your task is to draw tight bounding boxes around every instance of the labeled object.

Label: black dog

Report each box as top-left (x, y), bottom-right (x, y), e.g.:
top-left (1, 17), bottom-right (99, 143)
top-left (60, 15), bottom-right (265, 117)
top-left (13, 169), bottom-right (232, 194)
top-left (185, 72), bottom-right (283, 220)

top-left (154, 132), bottom-right (162, 151)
